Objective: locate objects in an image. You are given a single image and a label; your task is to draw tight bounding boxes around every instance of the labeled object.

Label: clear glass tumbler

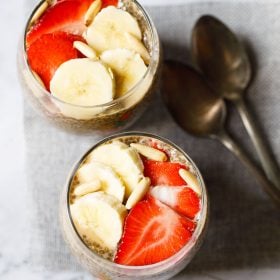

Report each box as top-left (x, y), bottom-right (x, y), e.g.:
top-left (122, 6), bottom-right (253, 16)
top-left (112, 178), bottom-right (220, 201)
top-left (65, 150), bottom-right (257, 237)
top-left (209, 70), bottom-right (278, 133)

top-left (60, 132), bottom-right (209, 280)
top-left (17, 0), bottom-right (161, 134)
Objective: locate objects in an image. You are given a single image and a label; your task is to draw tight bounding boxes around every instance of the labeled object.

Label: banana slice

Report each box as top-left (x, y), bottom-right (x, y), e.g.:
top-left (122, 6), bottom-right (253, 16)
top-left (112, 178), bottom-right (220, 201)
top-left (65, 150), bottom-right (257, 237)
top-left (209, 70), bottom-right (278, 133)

top-left (123, 32), bottom-right (150, 64)
top-left (85, 6), bottom-right (149, 62)
top-left (73, 179), bottom-right (102, 197)
top-left (50, 58), bottom-right (115, 119)
top-left (87, 142), bottom-right (144, 198)
top-left (76, 162), bottom-right (125, 202)
top-left (70, 192), bottom-right (127, 251)
top-left (50, 58), bottom-right (115, 106)
top-left (100, 49), bottom-right (147, 97)
top-left (125, 177), bottom-right (151, 210)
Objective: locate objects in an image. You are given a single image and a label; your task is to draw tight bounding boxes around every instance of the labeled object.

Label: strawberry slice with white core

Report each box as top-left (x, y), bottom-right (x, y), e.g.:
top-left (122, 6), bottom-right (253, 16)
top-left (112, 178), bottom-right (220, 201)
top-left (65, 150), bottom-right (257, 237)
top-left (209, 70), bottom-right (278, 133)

top-left (150, 186), bottom-right (200, 219)
top-left (26, 0), bottom-right (94, 46)
top-left (114, 197), bottom-right (195, 266)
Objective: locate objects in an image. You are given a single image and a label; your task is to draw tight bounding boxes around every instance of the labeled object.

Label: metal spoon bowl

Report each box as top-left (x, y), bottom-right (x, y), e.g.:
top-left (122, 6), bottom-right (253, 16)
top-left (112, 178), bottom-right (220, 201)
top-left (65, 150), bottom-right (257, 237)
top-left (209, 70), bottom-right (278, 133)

top-left (192, 15), bottom-right (280, 189)
top-left (162, 61), bottom-right (280, 205)
top-left (162, 61), bottom-right (225, 136)
top-left (192, 15), bottom-right (251, 99)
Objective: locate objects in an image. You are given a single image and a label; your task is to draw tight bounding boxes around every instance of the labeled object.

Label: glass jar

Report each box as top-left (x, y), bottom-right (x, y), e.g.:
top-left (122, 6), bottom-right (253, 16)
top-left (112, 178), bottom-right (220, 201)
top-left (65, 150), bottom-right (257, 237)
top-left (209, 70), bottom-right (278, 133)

top-left (60, 132), bottom-right (209, 279)
top-left (17, 0), bottom-right (161, 134)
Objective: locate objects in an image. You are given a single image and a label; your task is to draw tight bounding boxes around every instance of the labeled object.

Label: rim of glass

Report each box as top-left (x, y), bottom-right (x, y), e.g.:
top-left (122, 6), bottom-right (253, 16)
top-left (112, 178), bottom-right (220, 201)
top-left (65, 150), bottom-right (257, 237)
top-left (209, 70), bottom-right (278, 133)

top-left (22, 0), bottom-right (159, 109)
top-left (65, 132), bottom-right (208, 271)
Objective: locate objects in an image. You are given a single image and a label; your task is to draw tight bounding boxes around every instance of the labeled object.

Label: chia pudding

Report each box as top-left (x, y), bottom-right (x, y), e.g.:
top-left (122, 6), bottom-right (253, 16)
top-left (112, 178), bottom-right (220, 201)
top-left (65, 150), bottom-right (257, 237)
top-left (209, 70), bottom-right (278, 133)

top-left (17, 0), bottom-right (161, 134)
top-left (60, 132), bottom-right (208, 279)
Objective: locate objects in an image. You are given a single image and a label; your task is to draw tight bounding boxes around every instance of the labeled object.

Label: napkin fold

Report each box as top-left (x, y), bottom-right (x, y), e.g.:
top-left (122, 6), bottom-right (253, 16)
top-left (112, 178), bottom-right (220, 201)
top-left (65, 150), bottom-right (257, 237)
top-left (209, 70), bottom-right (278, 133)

top-left (24, 1), bottom-right (280, 278)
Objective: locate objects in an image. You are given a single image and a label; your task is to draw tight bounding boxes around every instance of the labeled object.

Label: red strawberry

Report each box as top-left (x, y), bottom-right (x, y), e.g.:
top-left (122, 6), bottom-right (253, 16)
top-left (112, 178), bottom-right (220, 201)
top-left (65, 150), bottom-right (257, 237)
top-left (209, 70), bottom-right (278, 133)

top-left (102, 0), bottom-right (119, 8)
top-left (143, 159), bottom-right (188, 186)
top-left (150, 186), bottom-right (200, 219)
top-left (26, 0), bottom-right (93, 46)
top-left (115, 197), bottom-right (195, 266)
top-left (27, 32), bottom-right (83, 90)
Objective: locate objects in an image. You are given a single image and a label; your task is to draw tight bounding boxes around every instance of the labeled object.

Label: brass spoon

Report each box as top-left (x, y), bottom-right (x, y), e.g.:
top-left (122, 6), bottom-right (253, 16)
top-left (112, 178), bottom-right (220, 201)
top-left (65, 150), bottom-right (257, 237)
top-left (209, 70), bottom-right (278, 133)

top-left (192, 15), bottom-right (280, 189)
top-left (162, 61), bottom-right (280, 205)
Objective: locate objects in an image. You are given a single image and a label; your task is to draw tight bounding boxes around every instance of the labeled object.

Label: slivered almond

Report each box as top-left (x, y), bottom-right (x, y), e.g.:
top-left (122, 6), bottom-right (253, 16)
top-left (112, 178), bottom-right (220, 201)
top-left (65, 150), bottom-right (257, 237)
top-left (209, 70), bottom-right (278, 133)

top-left (32, 71), bottom-right (46, 88)
top-left (84, 0), bottom-right (102, 26)
top-left (130, 143), bottom-right (167, 162)
top-left (29, 1), bottom-right (49, 28)
top-left (73, 41), bottom-right (98, 59)
top-left (179, 169), bottom-right (201, 196)
top-left (126, 177), bottom-right (150, 210)
top-left (74, 180), bottom-right (101, 197)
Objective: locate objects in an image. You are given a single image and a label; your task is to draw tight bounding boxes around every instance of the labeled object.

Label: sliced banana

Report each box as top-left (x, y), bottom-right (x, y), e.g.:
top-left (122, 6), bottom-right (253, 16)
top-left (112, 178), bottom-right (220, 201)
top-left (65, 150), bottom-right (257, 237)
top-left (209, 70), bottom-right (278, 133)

top-left (124, 32), bottom-right (150, 64)
top-left (179, 169), bottom-right (201, 196)
top-left (126, 177), bottom-right (150, 210)
top-left (85, 6), bottom-right (149, 62)
top-left (100, 49), bottom-right (147, 97)
top-left (87, 141), bottom-right (144, 198)
top-left (70, 192), bottom-right (127, 250)
top-left (76, 162), bottom-right (125, 202)
top-left (50, 58), bottom-right (115, 119)
top-left (73, 179), bottom-right (102, 197)
top-left (50, 58), bottom-right (115, 107)
top-left (130, 143), bottom-right (167, 162)
top-left (84, 0), bottom-right (102, 26)
top-left (73, 41), bottom-right (98, 59)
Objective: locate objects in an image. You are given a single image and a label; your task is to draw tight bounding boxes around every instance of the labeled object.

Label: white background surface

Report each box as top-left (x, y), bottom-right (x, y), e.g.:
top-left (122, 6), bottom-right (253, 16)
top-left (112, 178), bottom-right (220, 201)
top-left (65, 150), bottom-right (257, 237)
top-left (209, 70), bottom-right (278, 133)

top-left (0, 0), bottom-right (279, 279)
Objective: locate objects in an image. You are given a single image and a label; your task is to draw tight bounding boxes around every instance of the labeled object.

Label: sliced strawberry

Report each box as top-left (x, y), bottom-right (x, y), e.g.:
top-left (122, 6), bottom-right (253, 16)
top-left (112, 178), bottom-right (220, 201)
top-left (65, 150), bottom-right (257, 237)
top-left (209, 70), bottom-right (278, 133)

top-left (150, 186), bottom-right (200, 219)
top-left (115, 197), bottom-right (195, 266)
top-left (26, 0), bottom-right (93, 46)
top-left (143, 159), bottom-right (188, 186)
top-left (101, 0), bottom-right (119, 8)
top-left (27, 32), bottom-right (83, 90)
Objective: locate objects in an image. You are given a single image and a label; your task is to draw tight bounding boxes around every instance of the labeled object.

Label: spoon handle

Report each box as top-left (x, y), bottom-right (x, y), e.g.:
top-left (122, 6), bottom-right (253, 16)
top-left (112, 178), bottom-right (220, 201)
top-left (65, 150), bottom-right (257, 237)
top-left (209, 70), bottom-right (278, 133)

top-left (214, 129), bottom-right (280, 206)
top-left (231, 97), bottom-right (280, 189)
